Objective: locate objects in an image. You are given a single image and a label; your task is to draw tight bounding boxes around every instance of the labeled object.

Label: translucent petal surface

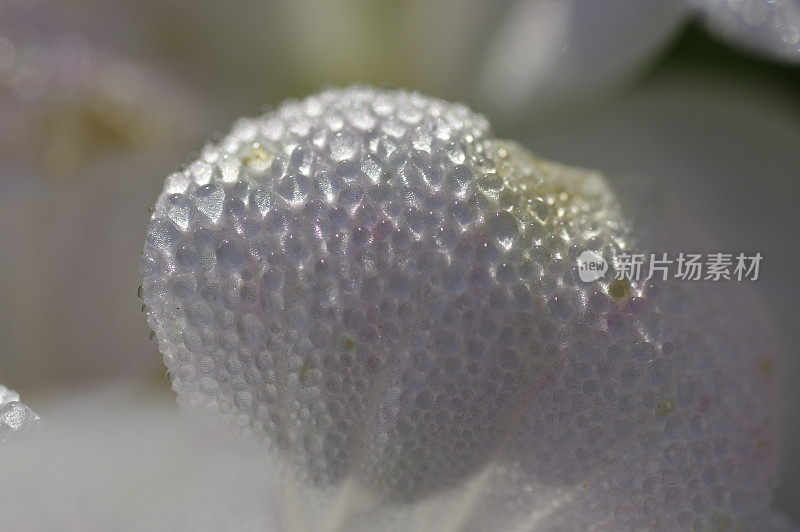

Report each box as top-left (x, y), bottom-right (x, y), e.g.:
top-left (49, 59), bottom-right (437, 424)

top-left (141, 86), bottom-right (782, 530)
top-left (524, 70), bottom-right (800, 522)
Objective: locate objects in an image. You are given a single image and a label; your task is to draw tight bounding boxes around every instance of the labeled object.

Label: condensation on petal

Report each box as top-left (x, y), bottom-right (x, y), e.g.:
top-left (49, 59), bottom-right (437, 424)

top-left (141, 85), bottom-right (785, 531)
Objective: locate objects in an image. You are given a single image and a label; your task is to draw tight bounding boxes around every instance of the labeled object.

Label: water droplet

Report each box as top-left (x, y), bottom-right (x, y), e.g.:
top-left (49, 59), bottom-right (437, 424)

top-left (329, 130), bottom-right (358, 161)
top-left (488, 211), bottom-right (518, 248)
top-left (195, 184), bottom-right (225, 223)
top-left (447, 164), bottom-right (472, 192)
top-left (165, 193), bottom-right (191, 230)
top-left (218, 154), bottom-right (241, 182)
top-left (249, 188), bottom-right (273, 217)
top-left (217, 238), bottom-right (244, 270)
top-left (277, 173), bottom-right (310, 204)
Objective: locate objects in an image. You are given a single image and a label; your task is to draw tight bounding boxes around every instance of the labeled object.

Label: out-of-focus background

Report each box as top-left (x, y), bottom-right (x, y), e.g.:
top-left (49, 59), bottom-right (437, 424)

top-left (1, 0), bottom-right (798, 522)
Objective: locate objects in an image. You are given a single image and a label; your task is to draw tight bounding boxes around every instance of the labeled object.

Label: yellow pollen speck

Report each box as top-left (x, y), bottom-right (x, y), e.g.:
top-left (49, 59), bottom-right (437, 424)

top-left (299, 362), bottom-right (311, 384)
top-left (243, 145), bottom-right (272, 166)
top-left (608, 278), bottom-right (630, 300)
top-left (656, 398), bottom-right (675, 416)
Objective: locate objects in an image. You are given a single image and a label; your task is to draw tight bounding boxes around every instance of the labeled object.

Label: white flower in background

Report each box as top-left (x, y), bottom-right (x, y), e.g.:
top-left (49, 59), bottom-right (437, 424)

top-left (135, 0), bottom-right (797, 124)
top-left (0, 384), bottom-right (39, 442)
top-left (136, 86), bottom-right (784, 530)
top-left (692, 0), bottom-right (800, 62)
top-left (473, 0), bottom-right (689, 119)
top-left (0, 5), bottom-right (225, 388)
top-left (476, 0), bottom-right (799, 119)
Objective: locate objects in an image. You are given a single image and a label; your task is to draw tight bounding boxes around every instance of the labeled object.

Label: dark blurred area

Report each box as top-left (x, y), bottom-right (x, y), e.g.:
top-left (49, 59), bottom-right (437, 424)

top-left (1, 0), bottom-right (798, 521)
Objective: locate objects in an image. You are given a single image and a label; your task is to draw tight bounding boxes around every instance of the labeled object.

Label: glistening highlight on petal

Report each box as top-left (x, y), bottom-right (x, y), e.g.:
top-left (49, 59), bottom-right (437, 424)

top-left (0, 384), bottom-right (40, 443)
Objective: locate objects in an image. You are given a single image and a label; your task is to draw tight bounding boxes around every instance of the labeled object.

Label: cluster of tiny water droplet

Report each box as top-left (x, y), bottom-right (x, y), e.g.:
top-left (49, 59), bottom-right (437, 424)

top-left (141, 86), bottom-right (777, 528)
top-left (0, 385), bottom-right (40, 443)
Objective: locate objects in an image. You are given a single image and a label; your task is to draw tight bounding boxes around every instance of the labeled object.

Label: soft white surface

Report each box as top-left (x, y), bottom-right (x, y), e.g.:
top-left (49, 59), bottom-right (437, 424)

top-left (0, 385), bottom-right (282, 532)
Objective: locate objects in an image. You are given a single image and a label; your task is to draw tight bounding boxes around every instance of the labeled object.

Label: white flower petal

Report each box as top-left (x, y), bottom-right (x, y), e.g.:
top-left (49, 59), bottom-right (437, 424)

top-left (137, 86), bottom-right (784, 530)
top-left (474, 0), bottom-right (688, 119)
top-left (692, 0), bottom-right (800, 62)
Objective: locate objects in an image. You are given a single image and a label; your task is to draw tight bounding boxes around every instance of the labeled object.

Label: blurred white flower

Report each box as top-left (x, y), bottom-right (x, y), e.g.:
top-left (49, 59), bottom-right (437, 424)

top-left (134, 0), bottom-right (797, 126)
top-left (692, 0), bottom-right (800, 62)
top-left (473, 0), bottom-right (688, 119)
top-left (476, 0), bottom-right (799, 118)
top-left (0, 6), bottom-right (226, 387)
